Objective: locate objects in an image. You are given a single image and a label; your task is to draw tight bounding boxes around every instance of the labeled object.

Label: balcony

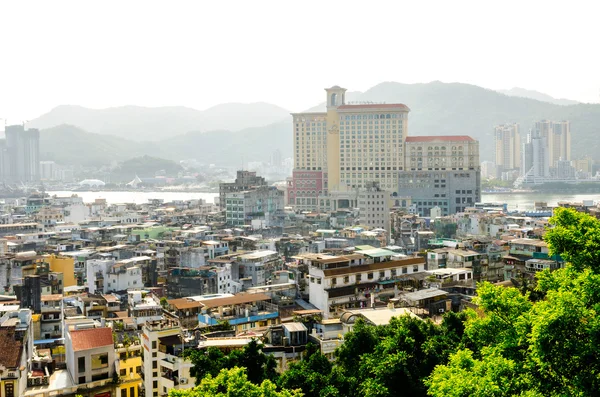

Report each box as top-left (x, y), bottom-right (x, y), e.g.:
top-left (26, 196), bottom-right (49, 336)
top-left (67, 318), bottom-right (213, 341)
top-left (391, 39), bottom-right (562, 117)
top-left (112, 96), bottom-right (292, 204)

top-left (199, 311), bottom-right (278, 326)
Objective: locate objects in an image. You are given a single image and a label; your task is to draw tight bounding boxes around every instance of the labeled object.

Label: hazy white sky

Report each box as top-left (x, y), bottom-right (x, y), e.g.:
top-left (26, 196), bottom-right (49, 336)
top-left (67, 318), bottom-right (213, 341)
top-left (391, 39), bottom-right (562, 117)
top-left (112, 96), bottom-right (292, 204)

top-left (1, 0), bottom-right (598, 122)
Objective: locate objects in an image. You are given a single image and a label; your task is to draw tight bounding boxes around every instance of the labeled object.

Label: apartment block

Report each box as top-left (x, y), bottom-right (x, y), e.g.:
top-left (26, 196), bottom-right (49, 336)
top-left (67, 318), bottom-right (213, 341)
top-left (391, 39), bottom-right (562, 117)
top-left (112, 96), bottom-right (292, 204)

top-left (398, 136), bottom-right (481, 215)
top-left (225, 186), bottom-right (284, 228)
top-left (494, 123), bottom-right (521, 174)
top-left (219, 170), bottom-right (268, 209)
top-left (357, 182), bottom-right (390, 237)
top-left (142, 319), bottom-right (195, 397)
top-left (533, 120), bottom-right (571, 168)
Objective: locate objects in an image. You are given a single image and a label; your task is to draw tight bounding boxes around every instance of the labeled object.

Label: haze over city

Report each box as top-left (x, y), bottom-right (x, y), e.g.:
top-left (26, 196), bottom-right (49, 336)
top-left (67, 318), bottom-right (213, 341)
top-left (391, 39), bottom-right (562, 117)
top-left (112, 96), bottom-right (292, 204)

top-left (1, 0), bottom-right (599, 122)
top-left (1, 2), bottom-right (600, 397)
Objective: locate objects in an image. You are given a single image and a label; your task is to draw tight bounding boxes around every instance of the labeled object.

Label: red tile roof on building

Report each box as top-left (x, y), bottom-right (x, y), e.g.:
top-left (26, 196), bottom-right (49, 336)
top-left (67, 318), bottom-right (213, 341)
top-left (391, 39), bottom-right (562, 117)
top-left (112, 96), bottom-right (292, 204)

top-left (405, 136), bottom-right (475, 142)
top-left (198, 293), bottom-right (271, 309)
top-left (0, 327), bottom-right (23, 368)
top-left (70, 327), bottom-right (113, 351)
top-left (337, 104), bottom-right (410, 111)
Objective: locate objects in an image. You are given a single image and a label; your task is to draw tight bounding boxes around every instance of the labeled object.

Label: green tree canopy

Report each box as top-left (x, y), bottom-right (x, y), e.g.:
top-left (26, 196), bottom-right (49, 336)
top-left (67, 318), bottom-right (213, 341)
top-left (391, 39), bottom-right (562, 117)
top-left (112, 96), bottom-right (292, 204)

top-left (168, 367), bottom-right (302, 397)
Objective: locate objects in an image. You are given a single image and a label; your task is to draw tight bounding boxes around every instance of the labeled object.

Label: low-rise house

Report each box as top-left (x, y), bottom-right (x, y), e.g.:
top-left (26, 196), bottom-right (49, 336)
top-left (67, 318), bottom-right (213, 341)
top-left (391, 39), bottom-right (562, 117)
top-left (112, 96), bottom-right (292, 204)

top-left (64, 326), bottom-right (115, 395)
top-left (40, 294), bottom-right (62, 340)
top-left (128, 291), bottom-right (163, 328)
top-left (307, 253), bottom-right (426, 318)
top-left (197, 293), bottom-right (279, 333)
top-left (236, 250), bottom-right (282, 287)
top-left (0, 308), bottom-right (33, 397)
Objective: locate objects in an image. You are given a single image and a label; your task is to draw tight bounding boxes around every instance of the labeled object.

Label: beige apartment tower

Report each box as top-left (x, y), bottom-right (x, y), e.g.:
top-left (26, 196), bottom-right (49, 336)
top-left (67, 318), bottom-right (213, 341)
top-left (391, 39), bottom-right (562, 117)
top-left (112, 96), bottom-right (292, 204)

top-left (494, 124), bottom-right (521, 174)
top-left (534, 120), bottom-right (571, 167)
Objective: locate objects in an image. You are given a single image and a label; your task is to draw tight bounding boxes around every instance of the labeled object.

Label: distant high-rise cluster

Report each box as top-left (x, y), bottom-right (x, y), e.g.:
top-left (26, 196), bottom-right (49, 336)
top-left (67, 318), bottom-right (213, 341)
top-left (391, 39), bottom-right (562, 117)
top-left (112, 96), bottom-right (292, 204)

top-left (0, 125), bottom-right (40, 183)
top-left (288, 86), bottom-right (481, 217)
top-left (520, 121), bottom-right (572, 183)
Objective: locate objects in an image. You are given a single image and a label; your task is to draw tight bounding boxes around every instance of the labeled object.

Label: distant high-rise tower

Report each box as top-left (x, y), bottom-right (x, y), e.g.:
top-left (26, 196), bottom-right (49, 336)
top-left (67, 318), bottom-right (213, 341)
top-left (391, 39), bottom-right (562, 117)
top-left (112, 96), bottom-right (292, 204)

top-left (534, 120), bottom-right (571, 167)
top-left (3, 125), bottom-right (40, 182)
top-left (522, 128), bottom-right (550, 180)
top-left (494, 124), bottom-right (521, 175)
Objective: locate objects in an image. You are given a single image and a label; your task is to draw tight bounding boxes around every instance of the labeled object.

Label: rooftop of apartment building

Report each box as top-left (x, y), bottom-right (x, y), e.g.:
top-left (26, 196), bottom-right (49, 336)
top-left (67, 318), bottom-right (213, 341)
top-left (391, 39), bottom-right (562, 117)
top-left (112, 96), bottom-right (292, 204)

top-left (0, 326), bottom-right (24, 368)
top-left (70, 327), bottom-right (113, 351)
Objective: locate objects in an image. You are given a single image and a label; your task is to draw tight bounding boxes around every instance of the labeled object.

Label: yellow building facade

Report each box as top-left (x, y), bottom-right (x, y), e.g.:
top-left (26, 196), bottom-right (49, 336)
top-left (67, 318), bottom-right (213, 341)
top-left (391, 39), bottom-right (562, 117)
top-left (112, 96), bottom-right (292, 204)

top-left (46, 255), bottom-right (76, 288)
top-left (116, 346), bottom-right (142, 397)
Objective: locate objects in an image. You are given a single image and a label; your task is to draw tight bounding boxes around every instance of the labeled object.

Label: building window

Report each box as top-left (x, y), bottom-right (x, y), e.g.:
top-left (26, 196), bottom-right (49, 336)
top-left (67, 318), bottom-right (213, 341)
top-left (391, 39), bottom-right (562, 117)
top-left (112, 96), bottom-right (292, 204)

top-left (402, 267), bottom-right (408, 274)
top-left (331, 278), bottom-right (337, 286)
top-left (413, 265), bottom-right (419, 272)
top-left (153, 380), bottom-right (158, 389)
top-left (78, 356), bottom-right (86, 373)
top-left (78, 376), bottom-right (86, 384)
top-left (379, 271), bottom-right (385, 279)
top-left (367, 273), bottom-right (373, 280)
top-left (121, 389), bottom-right (128, 397)
top-left (91, 353), bottom-right (109, 370)
top-left (356, 274), bottom-right (362, 282)
top-left (344, 276), bottom-right (350, 283)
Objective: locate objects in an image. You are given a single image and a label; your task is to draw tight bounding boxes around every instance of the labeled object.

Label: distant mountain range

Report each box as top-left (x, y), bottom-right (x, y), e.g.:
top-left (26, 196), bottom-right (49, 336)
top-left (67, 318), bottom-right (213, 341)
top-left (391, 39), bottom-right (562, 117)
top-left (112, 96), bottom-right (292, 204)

top-left (35, 82), bottom-right (600, 166)
top-left (497, 87), bottom-right (580, 106)
top-left (30, 102), bottom-right (291, 141)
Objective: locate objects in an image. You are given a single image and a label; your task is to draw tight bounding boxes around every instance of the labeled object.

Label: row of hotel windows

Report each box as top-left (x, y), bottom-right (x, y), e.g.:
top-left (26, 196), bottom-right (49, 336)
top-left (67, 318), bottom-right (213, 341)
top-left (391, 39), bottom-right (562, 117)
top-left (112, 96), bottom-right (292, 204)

top-left (340, 166), bottom-right (403, 171)
top-left (341, 119), bottom-right (402, 125)
top-left (341, 172), bottom-right (398, 178)
top-left (341, 114), bottom-right (405, 120)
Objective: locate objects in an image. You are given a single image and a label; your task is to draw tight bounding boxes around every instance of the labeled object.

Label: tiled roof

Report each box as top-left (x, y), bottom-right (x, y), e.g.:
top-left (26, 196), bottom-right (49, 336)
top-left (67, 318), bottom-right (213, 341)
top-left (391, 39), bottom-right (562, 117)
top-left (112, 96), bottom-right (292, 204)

top-left (198, 293), bottom-right (271, 309)
top-left (337, 104), bottom-right (410, 111)
top-left (405, 135), bottom-right (475, 142)
top-left (168, 298), bottom-right (202, 310)
top-left (323, 257), bottom-right (425, 277)
top-left (70, 327), bottom-right (113, 351)
top-left (0, 327), bottom-right (23, 368)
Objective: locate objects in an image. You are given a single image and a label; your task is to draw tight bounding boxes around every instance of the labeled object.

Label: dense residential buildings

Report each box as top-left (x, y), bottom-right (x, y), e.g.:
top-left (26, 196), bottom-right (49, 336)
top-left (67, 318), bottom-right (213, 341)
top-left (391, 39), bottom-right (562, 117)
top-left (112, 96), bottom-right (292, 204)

top-left (0, 102), bottom-right (587, 396)
top-left (0, 186), bottom-right (580, 396)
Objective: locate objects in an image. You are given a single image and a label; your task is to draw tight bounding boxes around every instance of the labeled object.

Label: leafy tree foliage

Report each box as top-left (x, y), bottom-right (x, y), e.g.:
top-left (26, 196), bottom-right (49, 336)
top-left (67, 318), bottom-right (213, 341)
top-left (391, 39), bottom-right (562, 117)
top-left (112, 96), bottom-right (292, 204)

top-left (184, 339), bottom-right (277, 386)
top-left (427, 208), bottom-right (600, 396)
top-left (168, 367), bottom-right (302, 397)
top-left (544, 206), bottom-right (600, 272)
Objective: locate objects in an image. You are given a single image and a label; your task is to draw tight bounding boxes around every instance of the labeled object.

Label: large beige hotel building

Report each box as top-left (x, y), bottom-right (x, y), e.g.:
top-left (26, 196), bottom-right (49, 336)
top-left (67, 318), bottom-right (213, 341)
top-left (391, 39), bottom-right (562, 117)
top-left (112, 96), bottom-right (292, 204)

top-left (288, 86), bottom-right (480, 215)
top-left (289, 86), bottom-right (408, 211)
